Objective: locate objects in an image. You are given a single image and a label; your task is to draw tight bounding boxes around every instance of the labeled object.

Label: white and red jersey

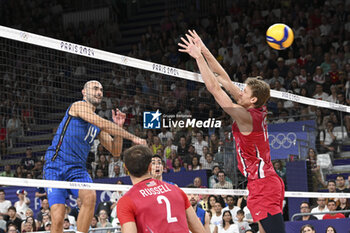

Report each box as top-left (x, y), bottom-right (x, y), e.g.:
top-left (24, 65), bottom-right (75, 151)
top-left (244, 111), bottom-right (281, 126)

top-left (117, 178), bottom-right (191, 233)
top-left (232, 107), bottom-right (276, 181)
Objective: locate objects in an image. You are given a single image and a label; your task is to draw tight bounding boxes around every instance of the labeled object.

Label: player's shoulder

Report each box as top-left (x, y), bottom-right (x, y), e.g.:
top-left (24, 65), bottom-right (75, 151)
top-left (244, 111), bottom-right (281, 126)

top-left (69, 101), bottom-right (93, 116)
top-left (70, 100), bottom-right (88, 109)
top-left (248, 107), bottom-right (264, 116)
top-left (117, 194), bottom-right (133, 206)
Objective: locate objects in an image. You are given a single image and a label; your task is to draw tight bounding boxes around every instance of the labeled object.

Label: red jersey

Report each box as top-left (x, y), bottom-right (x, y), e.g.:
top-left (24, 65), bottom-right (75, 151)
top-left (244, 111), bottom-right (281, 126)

top-left (322, 213), bottom-right (345, 219)
top-left (232, 107), bottom-right (276, 180)
top-left (117, 178), bottom-right (191, 233)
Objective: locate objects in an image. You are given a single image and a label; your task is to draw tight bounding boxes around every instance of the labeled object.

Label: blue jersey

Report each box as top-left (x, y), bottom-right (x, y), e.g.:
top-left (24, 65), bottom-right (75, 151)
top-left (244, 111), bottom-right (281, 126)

top-left (196, 206), bottom-right (206, 225)
top-left (164, 180), bottom-right (176, 186)
top-left (45, 101), bottom-right (101, 165)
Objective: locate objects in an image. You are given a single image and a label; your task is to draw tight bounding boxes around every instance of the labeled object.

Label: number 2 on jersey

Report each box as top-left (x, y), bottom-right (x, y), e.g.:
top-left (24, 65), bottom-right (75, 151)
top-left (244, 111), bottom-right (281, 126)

top-left (157, 195), bottom-right (178, 223)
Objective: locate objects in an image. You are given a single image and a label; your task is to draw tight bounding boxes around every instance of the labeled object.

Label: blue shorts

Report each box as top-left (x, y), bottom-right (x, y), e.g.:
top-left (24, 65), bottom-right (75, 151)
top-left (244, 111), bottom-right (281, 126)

top-left (44, 160), bottom-right (92, 207)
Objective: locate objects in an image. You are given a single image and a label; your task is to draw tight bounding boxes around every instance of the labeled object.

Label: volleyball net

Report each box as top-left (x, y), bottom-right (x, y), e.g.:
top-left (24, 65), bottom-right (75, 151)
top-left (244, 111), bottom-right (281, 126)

top-left (1, 25), bottom-right (350, 230)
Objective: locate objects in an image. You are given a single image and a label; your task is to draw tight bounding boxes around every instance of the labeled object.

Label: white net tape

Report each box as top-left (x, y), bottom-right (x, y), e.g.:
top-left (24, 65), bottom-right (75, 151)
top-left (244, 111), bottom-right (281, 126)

top-left (1, 177), bottom-right (350, 199)
top-left (0, 25), bottom-right (349, 113)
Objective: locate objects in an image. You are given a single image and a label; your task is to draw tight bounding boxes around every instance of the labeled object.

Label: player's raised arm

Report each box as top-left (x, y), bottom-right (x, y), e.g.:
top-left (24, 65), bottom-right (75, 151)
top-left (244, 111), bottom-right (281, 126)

top-left (70, 101), bottom-right (146, 145)
top-left (178, 34), bottom-right (252, 131)
top-left (188, 30), bottom-right (241, 101)
top-left (98, 109), bottom-right (125, 157)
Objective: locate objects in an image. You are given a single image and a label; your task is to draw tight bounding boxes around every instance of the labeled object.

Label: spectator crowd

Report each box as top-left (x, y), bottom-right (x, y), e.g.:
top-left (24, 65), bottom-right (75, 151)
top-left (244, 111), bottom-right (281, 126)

top-left (1, 0), bottom-right (350, 232)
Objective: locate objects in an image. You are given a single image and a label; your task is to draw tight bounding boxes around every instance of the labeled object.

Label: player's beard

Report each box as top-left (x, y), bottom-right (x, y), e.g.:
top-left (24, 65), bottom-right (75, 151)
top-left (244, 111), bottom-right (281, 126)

top-left (86, 94), bottom-right (102, 107)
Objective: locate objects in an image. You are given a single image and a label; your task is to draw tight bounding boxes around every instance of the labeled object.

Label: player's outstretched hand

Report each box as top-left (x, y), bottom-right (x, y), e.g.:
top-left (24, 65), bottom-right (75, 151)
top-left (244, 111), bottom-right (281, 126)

top-left (187, 30), bottom-right (206, 51)
top-left (132, 137), bottom-right (147, 145)
top-left (178, 33), bottom-right (202, 59)
top-left (112, 108), bottom-right (126, 127)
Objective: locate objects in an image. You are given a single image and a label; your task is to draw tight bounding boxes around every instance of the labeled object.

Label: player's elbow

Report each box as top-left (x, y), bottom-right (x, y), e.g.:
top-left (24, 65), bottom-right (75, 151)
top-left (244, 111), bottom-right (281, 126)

top-left (206, 82), bottom-right (221, 94)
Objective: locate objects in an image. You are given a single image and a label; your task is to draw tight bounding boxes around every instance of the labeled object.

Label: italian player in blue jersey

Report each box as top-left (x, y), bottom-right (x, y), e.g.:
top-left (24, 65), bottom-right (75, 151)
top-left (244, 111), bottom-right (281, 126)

top-left (150, 154), bottom-right (176, 186)
top-left (44, 80), bottom-right (146, 233)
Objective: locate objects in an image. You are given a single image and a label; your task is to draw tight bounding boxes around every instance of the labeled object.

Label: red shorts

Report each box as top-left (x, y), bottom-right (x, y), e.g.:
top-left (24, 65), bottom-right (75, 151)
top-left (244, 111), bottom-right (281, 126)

top-left (247, 175), bottom-right (285, 222)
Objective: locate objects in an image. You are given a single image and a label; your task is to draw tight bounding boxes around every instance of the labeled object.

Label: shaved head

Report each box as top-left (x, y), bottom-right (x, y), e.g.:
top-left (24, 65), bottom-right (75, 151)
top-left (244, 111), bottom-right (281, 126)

top-left (84, 80), bottom-right (102, 89)
top-left (82, 80), bottom-right (103, 107)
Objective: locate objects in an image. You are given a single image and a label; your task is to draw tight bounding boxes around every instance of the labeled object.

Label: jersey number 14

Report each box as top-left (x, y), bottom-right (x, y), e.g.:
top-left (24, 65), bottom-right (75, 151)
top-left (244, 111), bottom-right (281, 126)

top-left (84, 125), bottom-right (98, 143)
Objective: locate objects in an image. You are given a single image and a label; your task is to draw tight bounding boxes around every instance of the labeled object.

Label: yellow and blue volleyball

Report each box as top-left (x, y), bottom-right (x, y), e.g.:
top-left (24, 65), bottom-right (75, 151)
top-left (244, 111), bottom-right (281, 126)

top-left (266, 23), bottom-right (294, 50)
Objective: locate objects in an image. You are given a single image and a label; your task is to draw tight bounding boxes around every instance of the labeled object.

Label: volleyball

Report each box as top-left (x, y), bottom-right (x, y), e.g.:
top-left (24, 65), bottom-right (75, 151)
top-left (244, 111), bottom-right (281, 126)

top-left (266, 23), bottom-right (294, 50)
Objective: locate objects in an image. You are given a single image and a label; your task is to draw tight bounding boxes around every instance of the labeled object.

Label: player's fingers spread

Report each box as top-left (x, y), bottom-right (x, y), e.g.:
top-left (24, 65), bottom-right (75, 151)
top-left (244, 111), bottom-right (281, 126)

top-left (180, 37), bottom-right (189, 45)
top-left (193, 30), bottom-right (199, 37)
top-left (185, 34), bottom-right (194, 43)
top-left (188, 30), bottom-right (196, 38)
top-left (178, 49), bottom-right (187, 53)
top-left (178, 43), bottom-right (187, 49)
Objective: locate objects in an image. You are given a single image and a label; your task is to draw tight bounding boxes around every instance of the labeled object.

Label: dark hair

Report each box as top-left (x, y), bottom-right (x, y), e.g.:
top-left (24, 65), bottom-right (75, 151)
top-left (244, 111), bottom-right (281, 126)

top-left (172, 157), bottom-right (181, 169)
top-left (222, 210), bottom-right (234, 228)
top-left (26, 216), bottom-right (37, 231)
top-left (8, 206), bottom-right (16, 212)
top-left (123, 145), bottom-right (153, 177)
top-left (90, 215), bottom-right (99, 228)
top-left (207, 195), bottom-right (218, 210)
top-left (300, 201), bottom-right (310, 208)
top-left (300, 224), bottom-right (315, 233)
top-left (327, 200), bottom-right (336, 205)
top-left (336, 175), bottom-right (345, 180)
top-left (116, 180), bottom-right (124, 184)
top-left (217, 170), bottom-right (225, 176)
top-left (328, 180), bottom-right (336, 185)
top-left (152, 154), bottom-right (163, 162)
top-left (7, 224), bottom-right (17, 232)
top-left (216, 195), bottom-right (226, 208)
top-left (237, 209), bottom-right (245, 215)
top-left (325, 226), bottom-right (337, 233)
top-left (0, 189), bottom-right (4, 194)
top-left (191, 156), bottom-right (200, 166)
